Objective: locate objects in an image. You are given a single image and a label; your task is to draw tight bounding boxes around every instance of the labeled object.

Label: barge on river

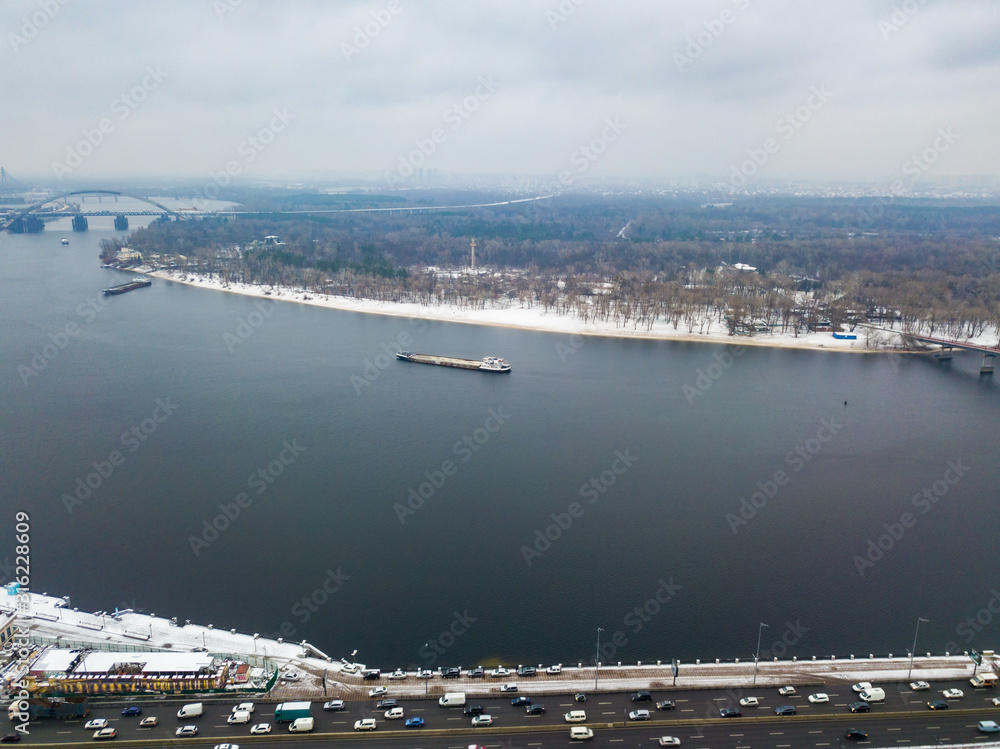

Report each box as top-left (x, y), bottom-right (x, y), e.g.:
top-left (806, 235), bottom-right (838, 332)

top-left (396, 351), bottom-right (511, 373)
top-left (102, 277), bottom-right (151, 296)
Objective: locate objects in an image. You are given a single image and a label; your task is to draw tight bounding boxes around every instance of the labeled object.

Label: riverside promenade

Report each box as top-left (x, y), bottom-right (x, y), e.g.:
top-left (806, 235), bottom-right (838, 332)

top-left (4, 589), bottom-right (993, 701)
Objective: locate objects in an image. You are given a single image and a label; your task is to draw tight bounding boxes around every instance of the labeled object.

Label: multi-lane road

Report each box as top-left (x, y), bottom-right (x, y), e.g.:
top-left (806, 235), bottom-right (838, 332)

top-left (19, 677), bottom-right (1000, 747)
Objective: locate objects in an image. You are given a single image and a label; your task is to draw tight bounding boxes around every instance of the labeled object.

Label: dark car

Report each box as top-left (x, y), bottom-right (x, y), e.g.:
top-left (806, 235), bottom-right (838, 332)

top-left (656, 700), bottom-right (676, 710)
top-left (575, 693), bottom-right (588, 703)
top-left (362, 669), bottom-right (381, 680)
top-left (526, 704), bottom-right (546, 715)
top-left (121, 706), bottom-right (142, 716)
top-left (464, 705), bottom-right (485, 717)
top-left (926, 700), bottom-right (949, 710)
top-left (1, 735), bottom-right (20, 743)
top-left (849, 701), bottom-right (871, 713)
top-left (845, 729), bottom-right (869, 740)
top-left (376, 699), bottom-right (398, 710)
top-left (720, 708), bottom-right (742, 718)
top-left (511, 696), bottom-right (531, 707)
top-left (775, 705), bottom-right (797, 716)
top-left (631, 691), bottom-right (652, 703)
top-left (517, 666), bottom-right (537, 676)
top-left (442, 667), bottom-right (461, 679)
top-left (467, 667), bottom-right (485, 678)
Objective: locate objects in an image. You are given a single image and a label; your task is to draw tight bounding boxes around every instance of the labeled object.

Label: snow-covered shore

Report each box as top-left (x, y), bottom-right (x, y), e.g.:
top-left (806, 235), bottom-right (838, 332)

top-left (143, 268), bottom-right (896, 354)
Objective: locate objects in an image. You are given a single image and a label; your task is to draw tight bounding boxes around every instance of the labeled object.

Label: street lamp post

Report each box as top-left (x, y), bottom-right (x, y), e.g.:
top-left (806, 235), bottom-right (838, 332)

top-left (594, 628), bottom-right (604, 691)
top-left (753, 623), bottom-right (769, 686)
top-left (424, 645), bottom-right (429, 696)
top-left (908, 617), bottom-right (928, 680)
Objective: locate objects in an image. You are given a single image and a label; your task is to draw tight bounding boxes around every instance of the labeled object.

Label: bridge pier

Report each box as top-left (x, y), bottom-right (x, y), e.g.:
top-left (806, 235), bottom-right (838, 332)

top-left (114, 214), bottom-right (129, 230)
top-left (934, 346), bottom-right (953, 361)
top-left (71, 215), bottom-right (88, 232)
top-left (982, 354), bottom-right (995, 376)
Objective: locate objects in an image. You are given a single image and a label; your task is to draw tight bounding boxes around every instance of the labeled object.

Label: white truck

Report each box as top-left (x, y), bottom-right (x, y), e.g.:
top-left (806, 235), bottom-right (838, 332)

top-left (859, 687), bottom-right (885, 703)
top-left (970, 673), bottom-right (998, 688)
top-left (438, 692), bottom-right (466, 707)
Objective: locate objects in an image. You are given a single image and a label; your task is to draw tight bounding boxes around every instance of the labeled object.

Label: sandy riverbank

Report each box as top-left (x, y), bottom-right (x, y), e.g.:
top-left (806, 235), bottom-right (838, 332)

top-left (143, 268), bottom-right (905, 354)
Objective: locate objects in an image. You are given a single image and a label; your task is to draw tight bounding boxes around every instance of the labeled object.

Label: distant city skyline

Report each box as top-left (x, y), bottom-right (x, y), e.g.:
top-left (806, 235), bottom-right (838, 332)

top-left (2, 0), bottom-right (998, 188)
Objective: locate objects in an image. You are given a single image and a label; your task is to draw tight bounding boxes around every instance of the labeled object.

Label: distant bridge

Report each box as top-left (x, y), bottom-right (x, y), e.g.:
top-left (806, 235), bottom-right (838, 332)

top-left (1, 189), bottom-right (182, 232)
top-left (866, 325), bottom-right (999, 375)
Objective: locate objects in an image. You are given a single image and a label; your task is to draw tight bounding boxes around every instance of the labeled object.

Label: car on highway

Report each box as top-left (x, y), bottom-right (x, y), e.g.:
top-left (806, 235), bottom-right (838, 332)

top-left (500, 683), bottom-right (518, 692)
top-left (942, 689), bottom-right (963, 699)
top-left (212, 744), bottom-right (238, 749)
top-left (227, 711), bottom-right (251, 725)
top-left (808, 693), bottom-right (829, 704)
top-left (778, 686), bottom-right (796, 696)
top-left (978, 721), bottom-right (1000, 733)
top-left (570, 727), bottom-right (594, 741)
top-left (353, 719), bottom-right (377, 731)
top-left (467, 667), bottom-right (485, 678)
top-left (565, 710), bottom-right (587, 723)
top-left (0, 734), bottom-right (19, 743)
top-left (739, 697), bottom-right (759, 707)
top-left (720, 708), bottom-right (742, 718)
top-left (658, 738), bottom-right (681, 747)
top-left (369, 686), bottom-right (387, 697)
top-left (175, 726), bottom-right (198, 738)
top-left (575, 693), bottom-right (587, 702)
top-left (138, 717), bottom-right (157, 727)
top-left (93, 728), bottom-right (116, 740)
top-left (631, 691), bottom-right (652, 702)
top-left (993, 697), bottom-right (1000, 706)
top-left (926, 700), bottom-right (949, 710)
top-left (517, 666), bottom-right (537, 676)
top-left (384, 707), bottom-right (404, 720)
top-left (511, 696), bottom-right (531, 706)
top-left (775, 705), bottom-right (797, 715)
top-left (656, 700), bottom-right (676, 710)
top-left (471, 714), bottom-right (493, 726)
top-left (376, 699), bottom-right (397, 710)
top-left (464, 705), bottom-right (486, 716)
top-left (547, 665), bottom-right (562, 674)
top-left (848, 702), bottom-right (870, 713)
top-left (628, 709), bottom-right (651, 721)
top-left (909, 681), bottom-right (930, 691)
top-left (845, 729), bottom-right (868, 740)
top-left (405, 717), bottom-right (424, 728)
top-left (232, 703), bottom-right (254, 713)
top-left (388, 669), bottom-right (407, 679)
top-left (249, 724), bottom-right (270, 734)
top-left (323, 700), bottom-right (345, 711)
top-left (121, 706), bottom-right (142, 716)
top-left (526, 704), bottom-right (546, 715)
top-left (85, 720), bottom-right (108, 730)
top-left (851, 682), bottom-right (872, 693)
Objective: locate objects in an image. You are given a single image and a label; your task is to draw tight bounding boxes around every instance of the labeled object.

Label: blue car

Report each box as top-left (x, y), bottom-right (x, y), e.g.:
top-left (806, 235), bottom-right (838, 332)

top-left (405, 717), bottom-right (424, 728)
top-left (121, 706), bottom-right (142, 716)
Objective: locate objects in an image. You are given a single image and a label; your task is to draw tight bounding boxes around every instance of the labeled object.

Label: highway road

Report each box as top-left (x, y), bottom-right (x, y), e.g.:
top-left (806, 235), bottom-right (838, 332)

top-left (17, 677), bottom-right (1000, 747)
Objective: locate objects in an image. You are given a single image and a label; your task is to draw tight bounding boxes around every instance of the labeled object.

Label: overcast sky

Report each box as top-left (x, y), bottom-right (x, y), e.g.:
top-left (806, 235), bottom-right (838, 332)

top-left (2, 0), bottom-right (998, 188)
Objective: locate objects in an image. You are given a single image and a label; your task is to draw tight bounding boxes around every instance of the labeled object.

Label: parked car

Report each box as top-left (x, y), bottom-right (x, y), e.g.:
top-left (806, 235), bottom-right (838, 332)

top-left (909, 681), bottom-right (930, 691)
top-left (93, 728), bottom-right (117, 740)
top-left (978, 721), bottom-right (1000, 734)
top-left (405, 717), bottom-right (424, 728)
top-left (121, 706), bottom-right (142, 716)
top-left (500, 683), bottom-right (518, 692)
top-left (526, 704), bottom-right (546, 715)
top-left (490, 666), bottom-right (510, 677)
top-left (739, 697), bottom-right (759, 707)
top-left (849, 702), bottom-right (871, 713)
top-left (175, 726), bottom-right (198, 738)
top-left (353, 719), bottom-right (377, 731)
top-left (376, 699), bottom-right (397, 710)
top-left (517, 666), bottom-right (537, 676)
top-left (417, 669), bottom-right (433, 678)
top-left (471, 714), bottom-right (493, 727)
top-left (249, 724), bottom-right (270, 735)
top-left (464, 705), bottom-right (486, 716)
top-left (388, 669), bottom-right (407, 680)
top-left (778, 686), bottom-right (796, 696)
top-left (362, 669), bottom-right (381, 680)
top-left (628, 709), bottom-right (651, 721)
top-left (720, 708), bottom-right (742, 718)
top-left (467, 667), bottom-right (485, 678)
top-left (775, 705), bottom-right (797, 715)
top-left (511, 696), bottom-right (531, 707)
top-left (85, 720), bottom-right (108, 730)
top-left (808, 693), bottom-right (829, 704)
top-left (659, 738), bottom-right (681, 747)
top-left (546, 665), bottom-right (562, 674)
top-left (384, 707), bottom-right (404, 720)
top-left (926, 700), bottom-right (949, 710)
top-left (442, 667), bottom-right (461, 679)
top-left (656, 700), bottom-right (676, 710)
top-left (845, 729), bottom-right (868, 740)
top-left (139, 717), bottom-right (157, 727)
top-left (369, 686), bottom-right (387, 697)
top-left (323, 700), bottom-right (345, 711)
top-left (942, 689), bottom-right (964, 699)
top-left (631, 691), bottom-right (652, 703)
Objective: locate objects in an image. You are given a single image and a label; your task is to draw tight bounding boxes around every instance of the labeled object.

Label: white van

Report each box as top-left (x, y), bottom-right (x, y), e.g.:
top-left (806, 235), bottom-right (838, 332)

top-left (288, 717), bottom-right (314, 733)
top-left (438, 692), bottom-right (466, 707)
top-left (227, 710), bottom-right (251, 725)
top-left (176, 703), bottom-right (203, 719)
top-left (565, 710), bottom-right (587, 723)
top-left (570, 726), bottom-right (595, 740)
top-left (859, 688), bottom-right (885, 703)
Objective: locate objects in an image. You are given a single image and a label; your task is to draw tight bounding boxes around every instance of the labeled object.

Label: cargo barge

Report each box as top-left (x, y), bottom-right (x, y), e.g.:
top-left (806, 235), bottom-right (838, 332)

top-left (103, 277), bottom-right (151, 296)
top-left (397, 351), bottom-right (511, 373)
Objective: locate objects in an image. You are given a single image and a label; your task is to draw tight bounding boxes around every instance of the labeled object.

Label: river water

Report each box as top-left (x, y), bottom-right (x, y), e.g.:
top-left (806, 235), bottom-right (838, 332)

top-left (2, 215), bottom-right (999, 671)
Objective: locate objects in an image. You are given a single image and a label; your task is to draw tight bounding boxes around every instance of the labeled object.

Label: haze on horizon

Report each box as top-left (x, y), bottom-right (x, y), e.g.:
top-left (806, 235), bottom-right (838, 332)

top-left (2, 0), bottom-right (999, 188)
